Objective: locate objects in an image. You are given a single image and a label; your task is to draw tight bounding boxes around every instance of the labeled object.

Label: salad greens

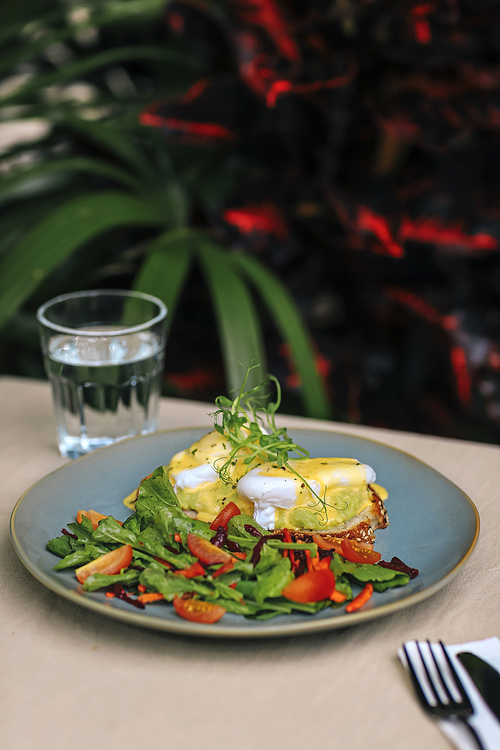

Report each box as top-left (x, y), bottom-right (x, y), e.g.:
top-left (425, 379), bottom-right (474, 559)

top-left (47, 465), bottom-right (412, 622)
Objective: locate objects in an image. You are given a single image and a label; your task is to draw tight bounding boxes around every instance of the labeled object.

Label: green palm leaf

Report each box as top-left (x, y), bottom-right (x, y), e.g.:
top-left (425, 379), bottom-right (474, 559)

top-left (0, 46), bottom-right (198, 106)
top-left (231, 253), bottom-right (330, 419)
top-left (197, 240), bottom-right (267, 394)
top-left (0, 157), bottom-right (145, 203)
top-left (132, 229), bottom-right (199, 332)
top-left (58, 115), bottom-right (157, 180)
top-left (0, 191), bottom-right (166, 329)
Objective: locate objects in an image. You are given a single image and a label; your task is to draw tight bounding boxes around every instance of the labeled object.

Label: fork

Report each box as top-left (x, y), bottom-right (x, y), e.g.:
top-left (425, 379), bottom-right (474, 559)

top-left (403, 640), bottom-right (485, 750)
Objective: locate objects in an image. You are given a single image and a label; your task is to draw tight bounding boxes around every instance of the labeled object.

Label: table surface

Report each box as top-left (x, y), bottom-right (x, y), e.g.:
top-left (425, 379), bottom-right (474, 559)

top-left (2, 375), bottom-right (499, 750)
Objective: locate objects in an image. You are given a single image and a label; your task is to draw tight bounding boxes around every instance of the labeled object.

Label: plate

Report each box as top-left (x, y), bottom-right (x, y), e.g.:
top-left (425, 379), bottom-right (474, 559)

top-left (10, 427), bottom-right (479, 638)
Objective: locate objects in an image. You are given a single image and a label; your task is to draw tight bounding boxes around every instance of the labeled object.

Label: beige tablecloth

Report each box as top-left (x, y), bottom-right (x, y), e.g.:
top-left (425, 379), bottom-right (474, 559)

top-left (1, 376), bottom-right (499, 750)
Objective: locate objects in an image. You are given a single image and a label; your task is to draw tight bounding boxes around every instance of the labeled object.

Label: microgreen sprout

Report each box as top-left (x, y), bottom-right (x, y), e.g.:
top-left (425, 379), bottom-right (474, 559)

top-left (210, 364), bottom-right (332, 524)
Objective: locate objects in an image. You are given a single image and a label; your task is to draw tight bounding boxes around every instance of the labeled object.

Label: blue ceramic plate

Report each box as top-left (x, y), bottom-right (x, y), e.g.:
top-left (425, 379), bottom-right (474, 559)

top-left (10, 428), bottom-right (479, 638)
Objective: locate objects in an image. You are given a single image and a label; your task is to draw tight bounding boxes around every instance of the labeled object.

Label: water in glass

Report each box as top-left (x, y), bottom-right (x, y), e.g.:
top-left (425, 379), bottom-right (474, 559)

top-left (44, 327), bottom-right (165, 458)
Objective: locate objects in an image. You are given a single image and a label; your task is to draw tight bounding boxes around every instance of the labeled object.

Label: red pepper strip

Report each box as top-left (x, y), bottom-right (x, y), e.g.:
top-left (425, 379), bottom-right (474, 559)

top-left (211, 559), bottom-right (235, 578)
top-left (345, 583), bottom-right (374, 613)
top-left (174, 561), bottom-right (205, 579)
top-left (229, 582), bottom-right (237, 589)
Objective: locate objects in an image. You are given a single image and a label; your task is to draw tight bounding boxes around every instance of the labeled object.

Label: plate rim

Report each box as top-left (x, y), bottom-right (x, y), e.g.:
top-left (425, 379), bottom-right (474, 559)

top-left (10, 426), bottom-right (480, 638)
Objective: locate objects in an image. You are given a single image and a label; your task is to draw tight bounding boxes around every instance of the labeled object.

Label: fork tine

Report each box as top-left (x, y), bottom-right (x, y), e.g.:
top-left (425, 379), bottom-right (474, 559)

top-left (438, 640), bottom-right (473, 709)
top-left (426, 640), bottom-right (454, 704)
top-left (403, 643), bottom-right (436, 710)
top-left (416, 641), bottom-right (445, 705)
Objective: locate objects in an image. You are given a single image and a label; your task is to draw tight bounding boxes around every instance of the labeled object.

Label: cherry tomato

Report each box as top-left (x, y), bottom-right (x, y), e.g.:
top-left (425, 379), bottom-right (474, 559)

top-left (187, 533), bottom-right (232, 565)
top-left (282, 568), bottom-right (336, 603)
top-left (340, 539), bottom-right (381, 564)
top-left (173, 596), bottom-right (226, 624)
top-left (75, 544), bottom-right (133, 584)
top-left (209, 501), bottom-right (241, 530)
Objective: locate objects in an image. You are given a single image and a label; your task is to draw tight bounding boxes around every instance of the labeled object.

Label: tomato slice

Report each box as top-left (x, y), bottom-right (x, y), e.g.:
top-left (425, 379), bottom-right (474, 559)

top-left (187, 533), bottom-right (232, 565)
top-left (75, 544), bottom-right (133, 584)
top-left (312, 534), bottom-right (343, 553)
top-left (173, 596), bottom-right (226, 624)
top-left (209, 501), bottom-right (241, 530)
top-left (282, 568), bottom-right (336, 603)
top-left (340, 539), bottom-right (381, 564)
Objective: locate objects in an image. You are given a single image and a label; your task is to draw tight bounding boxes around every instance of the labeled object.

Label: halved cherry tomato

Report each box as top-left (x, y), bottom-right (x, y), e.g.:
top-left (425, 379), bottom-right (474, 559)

top-left (173, 596), bottom-right (226, 624)
top-left (282, 568), bottom-right (336, 603)
top-left (187, 533), bottom-right (232, 565)
top-left (209, 501), bottom-right (241, 530)
top-left (312, 534), bottom-right (343, 553)
top-left (75, 544), bottom-right (133, 584)
top-left (76, 509), bottom-right (122, 531)
top-left (174, 561), bottom-right (205, 579)
top-left (340, 539), bottom-right (381, 564)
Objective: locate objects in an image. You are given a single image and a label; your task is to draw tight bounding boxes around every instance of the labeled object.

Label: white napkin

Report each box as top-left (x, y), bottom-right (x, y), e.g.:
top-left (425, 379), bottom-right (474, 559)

top-left (398, 637), bottom-right (500, 750)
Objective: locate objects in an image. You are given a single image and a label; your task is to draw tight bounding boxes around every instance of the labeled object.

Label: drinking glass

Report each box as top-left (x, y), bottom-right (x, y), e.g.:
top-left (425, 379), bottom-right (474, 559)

top-left (37, 289), bottom-right (167, 458)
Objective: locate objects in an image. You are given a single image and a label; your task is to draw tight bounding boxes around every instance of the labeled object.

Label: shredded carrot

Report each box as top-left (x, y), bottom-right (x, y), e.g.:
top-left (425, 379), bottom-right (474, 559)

top-left (231, 551), bottom-right (246, 560)
top-left (105, 591), bottom-right (115, 598)
top-left (330, 589), bottom-right (347, 603)
top-left (345, 583), bottom-right (374, 613)
top-left (282, 529), bottom-right (295, 567)
top-left (137, 592), bottom-right (165, 604)
top-left (138, 584), bottom-right (146, 593)
top-left (304, 549), bottom-right (314, 573)
top-left (174, 533), bottom-right (182, 543)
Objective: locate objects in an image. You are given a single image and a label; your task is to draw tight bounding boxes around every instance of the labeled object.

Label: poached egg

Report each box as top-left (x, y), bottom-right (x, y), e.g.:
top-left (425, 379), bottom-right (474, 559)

top-left (237, 458), bottom-right (381, 530)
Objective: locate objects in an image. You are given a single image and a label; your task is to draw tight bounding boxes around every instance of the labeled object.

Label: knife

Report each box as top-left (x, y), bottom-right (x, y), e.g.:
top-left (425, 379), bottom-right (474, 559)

top-left (457, 652), bottom-right (500, 722)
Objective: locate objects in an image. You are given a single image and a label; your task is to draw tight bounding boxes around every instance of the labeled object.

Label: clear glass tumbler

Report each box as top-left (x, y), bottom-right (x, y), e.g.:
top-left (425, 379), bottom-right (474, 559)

top-left (37, 289), bottom-right (167, 458)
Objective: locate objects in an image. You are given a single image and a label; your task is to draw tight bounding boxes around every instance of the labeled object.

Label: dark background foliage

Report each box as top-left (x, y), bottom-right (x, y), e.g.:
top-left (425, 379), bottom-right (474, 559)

top-left (1, 0), bottom-right (499, 443)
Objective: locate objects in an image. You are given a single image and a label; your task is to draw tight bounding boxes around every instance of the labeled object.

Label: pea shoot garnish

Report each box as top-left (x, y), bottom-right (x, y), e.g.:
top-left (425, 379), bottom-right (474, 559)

top-left (210, 365), bottom-right (332, 524)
